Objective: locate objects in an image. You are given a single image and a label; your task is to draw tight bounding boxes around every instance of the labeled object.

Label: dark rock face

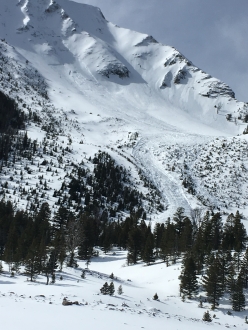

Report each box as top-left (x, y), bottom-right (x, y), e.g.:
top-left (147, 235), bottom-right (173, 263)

top-left (135, 35), bottom-right (158, 47)
top-left (174, 69), bottom-right (187, 84)
top-left (164, 52), bottom-right (191, 67)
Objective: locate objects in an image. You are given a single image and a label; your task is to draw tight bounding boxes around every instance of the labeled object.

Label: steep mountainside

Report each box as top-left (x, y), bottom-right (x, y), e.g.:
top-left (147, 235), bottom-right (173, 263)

top-left (0, 0), bottom-right (248, 218)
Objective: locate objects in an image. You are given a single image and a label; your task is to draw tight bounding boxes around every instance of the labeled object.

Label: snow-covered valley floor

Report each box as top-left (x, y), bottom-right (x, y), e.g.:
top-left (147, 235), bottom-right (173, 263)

top-left (1, 250), bottom-right (247, 330)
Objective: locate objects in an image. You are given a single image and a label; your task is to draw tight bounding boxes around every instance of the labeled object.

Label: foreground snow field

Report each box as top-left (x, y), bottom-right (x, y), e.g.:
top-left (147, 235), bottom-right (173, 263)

top-left (1, 250), bottom-right (248, 330)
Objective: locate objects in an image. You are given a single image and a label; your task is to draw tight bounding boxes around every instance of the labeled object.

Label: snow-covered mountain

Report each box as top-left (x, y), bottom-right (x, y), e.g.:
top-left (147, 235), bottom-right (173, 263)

top-left (2, 2), bottom-right (248, 330)
top-left (1, 0), bottom-right (248, 218)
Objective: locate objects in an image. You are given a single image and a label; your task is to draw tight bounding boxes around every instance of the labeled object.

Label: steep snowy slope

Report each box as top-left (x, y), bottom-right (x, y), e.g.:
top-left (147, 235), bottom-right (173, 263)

top-left (0, 0), bottom-right (248, 217)
top-left (0, 0), bottom-right (246, 133)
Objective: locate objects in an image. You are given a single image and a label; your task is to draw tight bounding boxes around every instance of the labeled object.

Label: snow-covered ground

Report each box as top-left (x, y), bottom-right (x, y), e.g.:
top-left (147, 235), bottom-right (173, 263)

top-left (1, 250), bottom-right (248, 330)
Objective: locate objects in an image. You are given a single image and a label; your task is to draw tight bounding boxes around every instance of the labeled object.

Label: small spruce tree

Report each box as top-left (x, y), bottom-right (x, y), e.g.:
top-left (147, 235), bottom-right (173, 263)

top-left (153, 293), bottom-right (159, 300)
top-left (100, 282), bottom-right (109, 295)
top-left (109, 282), bottom-right (115, 296)
top-left (202, 310), bottom-right (212, 322)
top-left (117, 285), bottom-right (123, 295)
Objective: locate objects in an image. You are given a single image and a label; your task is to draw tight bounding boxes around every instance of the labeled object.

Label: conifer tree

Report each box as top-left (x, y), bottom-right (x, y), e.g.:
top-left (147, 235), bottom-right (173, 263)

top-left (191, 228), bottom-right (205, 274)
top-left (209, 212), bottom-right (222, 251)
top-left (233, 211), bottom-right (247, 252)
top-left (173, 207), bottom-right (186, 235)
top-left (240, 248), bottom-right (248, 289)
top-left (100, 282), bottom-right (109, 295)
top-left (160, 219), bottom-right (176, 266)
top-left (217, 251), bottom-right (232, 290)
top-left (153, 223), bottom-right (164, 257)
top-left (226, 262), bottom-right (236, 294)
top-left (202, 310), bottom-right (212, 322)
top-left (34, 202), bottom-right (51, 244)
top-left (117, 285), bottom-right (123, 295)
top-left (0, 200), bottom-right (14, 257)
top-left (203, 254), bottom-right (224, 309)
top-left (222, 213), bottom-right (235, 250)
top-left (179, 217), bottom-right (193, 252)
top-left (142, 230), bottom-right (154, 265)
top-left (53, 229), bottom-right (66, 271)
top-left (190, 207), bottom-right (203, 240)
top-left (66, 216), bottom-right (80, 267)
top-left (101, 223), bottom-right (112, 254)
top-left (3, 221), bottom-right (18, 271)
top-left (43, 250), bottom-right (58, 285)
top-left (153, 293), bottom-right (159, 300)
top-left (231, 276), bottom-right (245, 311)
top-left (77, 214), bottom-right (95, 260)
top-left (179, 254), bottom-right (198, 299)
top-left (201, 211), bottom-right (212, 252)
top-left (233, 252), bottom-right (242, 273)
top-left (24, 241), bottom-right (40, 282)
top-left (127, 227), bottom-right (142, 265)
top-left (109, 282), bottom-right (115, 296)
top-left (36, 236), bottom-right (48, 274)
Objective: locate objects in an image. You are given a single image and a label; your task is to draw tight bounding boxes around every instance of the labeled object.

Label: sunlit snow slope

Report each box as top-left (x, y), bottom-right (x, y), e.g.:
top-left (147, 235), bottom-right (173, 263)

top-left (0, 0), bottom-right (248, 217)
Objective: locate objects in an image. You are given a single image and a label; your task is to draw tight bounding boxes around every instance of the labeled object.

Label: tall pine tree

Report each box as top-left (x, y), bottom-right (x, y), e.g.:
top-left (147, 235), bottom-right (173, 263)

top-left (230, 275), bottom-right (245, 311)
top-left (179, 254), bottom-right (198, 299)
top-left (203, 253), bottom-right (224, 309)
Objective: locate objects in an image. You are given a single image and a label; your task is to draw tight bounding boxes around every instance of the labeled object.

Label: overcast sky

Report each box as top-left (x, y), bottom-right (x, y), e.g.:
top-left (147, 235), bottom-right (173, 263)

top-left (75, 0), bottom-right (248, 102)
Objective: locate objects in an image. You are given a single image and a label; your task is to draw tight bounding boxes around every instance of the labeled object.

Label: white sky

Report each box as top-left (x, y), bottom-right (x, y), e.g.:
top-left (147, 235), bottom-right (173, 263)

top-left (74, 0), bottom-right (248, 102)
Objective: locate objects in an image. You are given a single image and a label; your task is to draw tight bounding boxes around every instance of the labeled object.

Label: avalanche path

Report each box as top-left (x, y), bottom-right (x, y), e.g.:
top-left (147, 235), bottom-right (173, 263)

top-left (133, 136), bottom-right (192, 219)
top-left (133, 130), bottom-right (216, 220)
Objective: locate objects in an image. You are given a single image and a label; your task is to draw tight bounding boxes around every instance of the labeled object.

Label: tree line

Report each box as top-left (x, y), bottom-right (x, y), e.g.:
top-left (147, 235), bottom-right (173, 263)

top-left (1, 198), bottom-right (247, 295)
